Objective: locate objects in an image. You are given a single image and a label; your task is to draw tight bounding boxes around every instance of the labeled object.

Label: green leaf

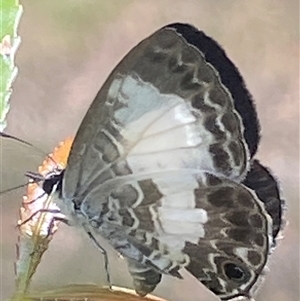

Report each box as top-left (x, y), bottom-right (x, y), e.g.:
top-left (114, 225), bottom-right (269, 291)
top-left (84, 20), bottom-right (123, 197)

top-left (0, 0), bottom-right (23, 130)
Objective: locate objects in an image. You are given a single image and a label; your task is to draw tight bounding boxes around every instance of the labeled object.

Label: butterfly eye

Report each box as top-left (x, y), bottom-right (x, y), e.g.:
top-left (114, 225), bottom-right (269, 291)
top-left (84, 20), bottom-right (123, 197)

top-left (223, 262), bottom-right (246, 281)
top-left (42, 172), bottom-right (63, 195)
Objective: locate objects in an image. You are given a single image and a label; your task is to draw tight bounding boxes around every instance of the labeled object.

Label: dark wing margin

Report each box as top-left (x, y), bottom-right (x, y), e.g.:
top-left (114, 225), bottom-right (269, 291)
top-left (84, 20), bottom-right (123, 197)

top-left (165, 23), bottom-right (260, 157)
top-left (242, 159), bottom-right (285, 244)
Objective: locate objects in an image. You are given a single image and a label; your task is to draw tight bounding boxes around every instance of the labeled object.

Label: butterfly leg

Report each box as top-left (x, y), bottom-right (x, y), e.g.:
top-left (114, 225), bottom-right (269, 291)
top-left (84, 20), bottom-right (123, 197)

top-left (41, 215), bottom-right (70, 238)
top-left (84, 227), bottom-right (112, 289)
top-left (18, 208), bottom-right (62, 227)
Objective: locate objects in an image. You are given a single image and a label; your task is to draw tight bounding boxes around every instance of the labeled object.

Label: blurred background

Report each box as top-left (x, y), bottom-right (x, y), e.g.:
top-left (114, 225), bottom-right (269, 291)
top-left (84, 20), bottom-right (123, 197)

top-left (1, 1), bottom-right (299, 301)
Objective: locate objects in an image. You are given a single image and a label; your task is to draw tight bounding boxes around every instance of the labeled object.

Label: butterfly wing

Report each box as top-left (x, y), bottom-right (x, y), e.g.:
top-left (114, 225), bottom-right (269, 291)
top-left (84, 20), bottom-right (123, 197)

top-left (242, 159), bottom-right (285, 245)
top-left (63, 23), bottom-right (260, 201)
top-left (88, 172), bottom-right (272, 300)
top-left (61, 23), bottom-right (269, 300)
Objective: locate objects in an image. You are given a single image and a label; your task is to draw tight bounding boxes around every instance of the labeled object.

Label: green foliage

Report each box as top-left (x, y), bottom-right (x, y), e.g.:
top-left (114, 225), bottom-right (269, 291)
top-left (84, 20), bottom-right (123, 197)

top-left (0, 0), bottom-right (22, 130)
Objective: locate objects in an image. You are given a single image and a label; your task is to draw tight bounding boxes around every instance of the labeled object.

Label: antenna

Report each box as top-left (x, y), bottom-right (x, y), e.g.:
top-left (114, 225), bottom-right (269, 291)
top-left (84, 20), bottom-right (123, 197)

top-left (0, 131), bottom-right (58, 165)
top-left (0, 183), bottom-right (29, 195)
top-left (0, 131), bottom-right (60, 195)
top-left (0, 172), bottom-right (44, 195)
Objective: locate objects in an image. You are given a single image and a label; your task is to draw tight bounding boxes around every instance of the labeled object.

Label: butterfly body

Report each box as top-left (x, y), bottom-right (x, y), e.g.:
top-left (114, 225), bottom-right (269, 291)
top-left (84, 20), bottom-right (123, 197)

top-left (39, 23), bottom-right (283, 300)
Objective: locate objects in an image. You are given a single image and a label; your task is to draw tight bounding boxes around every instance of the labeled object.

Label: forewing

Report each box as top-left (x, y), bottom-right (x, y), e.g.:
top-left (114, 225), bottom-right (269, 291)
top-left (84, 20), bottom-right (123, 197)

top-left (63, 23), bottom-right (259, 203)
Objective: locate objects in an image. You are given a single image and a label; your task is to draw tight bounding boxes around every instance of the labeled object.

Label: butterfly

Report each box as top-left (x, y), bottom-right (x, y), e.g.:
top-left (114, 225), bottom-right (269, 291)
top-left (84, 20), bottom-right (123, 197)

top-left (22, 23), bottom-right (284, 300)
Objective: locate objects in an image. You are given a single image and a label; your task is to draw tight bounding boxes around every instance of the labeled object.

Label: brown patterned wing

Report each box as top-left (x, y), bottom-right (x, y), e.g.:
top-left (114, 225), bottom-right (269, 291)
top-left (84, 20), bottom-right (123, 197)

top-left (63, 23), bottom-right (260, 203)
top-left (83, 172), bottom-right (272, 300)
top-left (114, 159), bottom-right (285, 298)
top-left (242, 159), bottom-right (285, 246)
top-left (59, 23), bottom-right (267, 300)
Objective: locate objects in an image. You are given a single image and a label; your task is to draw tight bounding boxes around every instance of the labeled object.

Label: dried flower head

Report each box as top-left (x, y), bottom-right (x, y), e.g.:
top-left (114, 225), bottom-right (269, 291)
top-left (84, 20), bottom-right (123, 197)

top-left (14, 137), bottom-right (73, 298)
